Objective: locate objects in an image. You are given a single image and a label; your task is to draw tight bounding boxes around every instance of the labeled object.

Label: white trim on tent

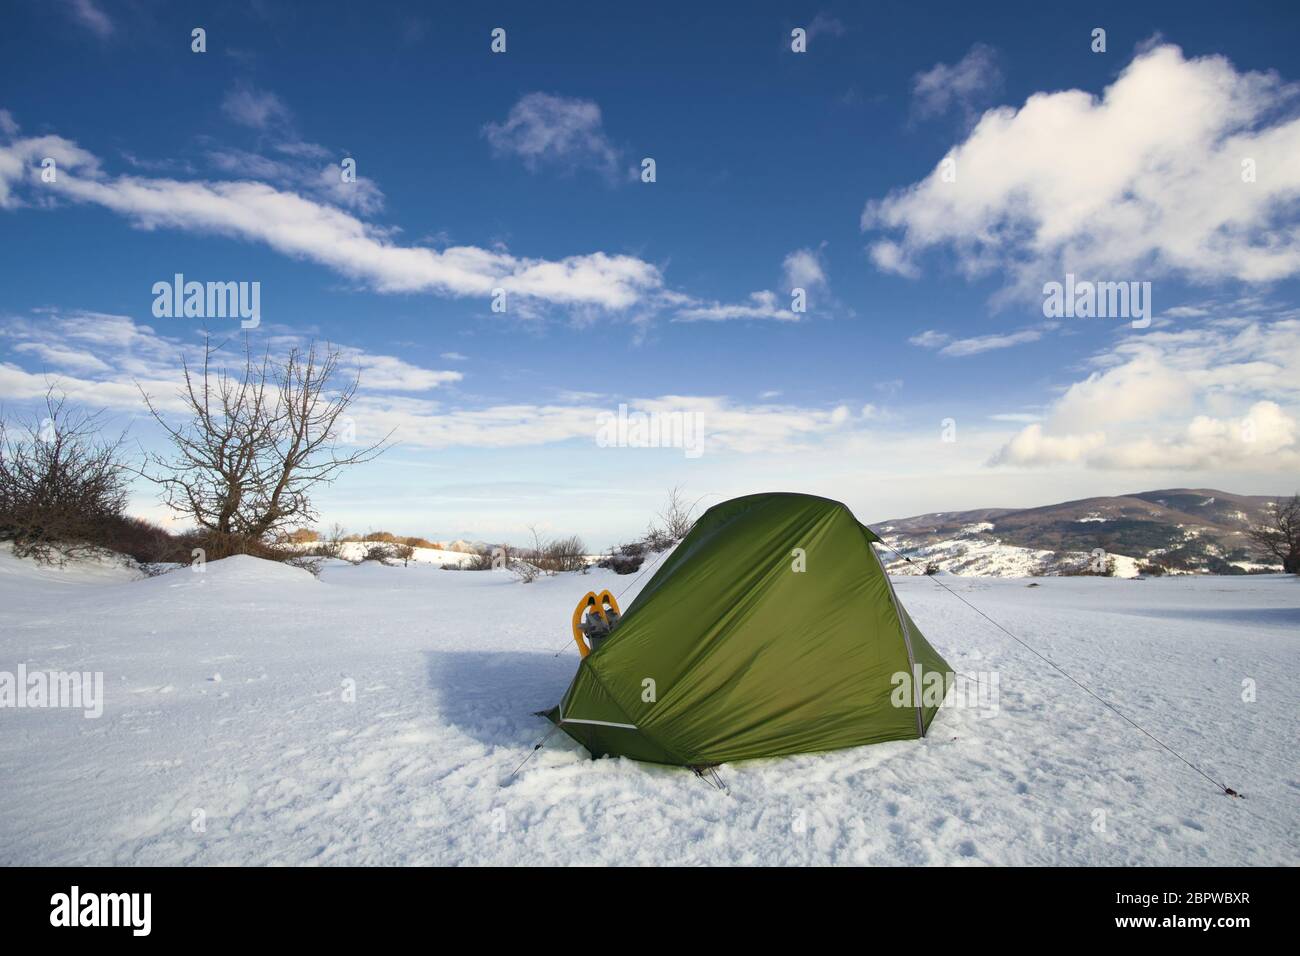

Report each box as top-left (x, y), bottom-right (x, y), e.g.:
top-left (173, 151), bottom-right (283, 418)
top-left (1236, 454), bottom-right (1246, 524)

top-left (557, 703), bottom-right (638, 730)
top-left (562, 717), bottom-right (639, 730)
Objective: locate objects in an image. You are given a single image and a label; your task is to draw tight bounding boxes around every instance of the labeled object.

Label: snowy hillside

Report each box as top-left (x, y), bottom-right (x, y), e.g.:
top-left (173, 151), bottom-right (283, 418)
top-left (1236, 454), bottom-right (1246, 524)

top-left (0, 546), bottom-right (1296, 865)
top-left (874, 487), bottom-right (1282, 577)
top-left (877, 523), bottom-right (1145, 578)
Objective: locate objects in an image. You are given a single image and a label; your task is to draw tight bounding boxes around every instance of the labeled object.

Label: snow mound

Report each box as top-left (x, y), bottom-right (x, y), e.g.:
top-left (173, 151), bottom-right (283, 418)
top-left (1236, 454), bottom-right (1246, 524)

top-left (0, 543), bottom-right (144, 585)
top-left (140, 554), bottom-right (318, 592)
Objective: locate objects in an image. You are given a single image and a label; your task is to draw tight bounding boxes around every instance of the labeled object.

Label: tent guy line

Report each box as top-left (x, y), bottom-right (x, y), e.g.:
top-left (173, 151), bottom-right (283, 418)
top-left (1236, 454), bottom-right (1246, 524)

top-left (872, 540), bottom-right (1240, 799)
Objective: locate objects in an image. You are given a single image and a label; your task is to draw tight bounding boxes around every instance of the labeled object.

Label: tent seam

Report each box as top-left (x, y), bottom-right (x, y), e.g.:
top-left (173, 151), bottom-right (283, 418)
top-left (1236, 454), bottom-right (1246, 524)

top-left (868, 538), bottom-right (926, 738)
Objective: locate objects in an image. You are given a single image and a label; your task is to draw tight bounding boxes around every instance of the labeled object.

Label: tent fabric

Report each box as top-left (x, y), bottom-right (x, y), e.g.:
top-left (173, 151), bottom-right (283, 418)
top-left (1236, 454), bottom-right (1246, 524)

top-left (544, 493), bottom-right (952, 766)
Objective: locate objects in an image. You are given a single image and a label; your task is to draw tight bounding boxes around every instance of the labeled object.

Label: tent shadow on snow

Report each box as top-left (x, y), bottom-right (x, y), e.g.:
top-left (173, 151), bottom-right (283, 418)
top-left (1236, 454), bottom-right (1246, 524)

top-left (423, 649), bottom-right (577, 750)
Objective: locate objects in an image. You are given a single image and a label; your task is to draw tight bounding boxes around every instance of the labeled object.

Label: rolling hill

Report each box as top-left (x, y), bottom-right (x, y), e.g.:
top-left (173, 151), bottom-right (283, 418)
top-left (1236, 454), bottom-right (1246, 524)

top-left (873, 488), bottom-right (1285, 577)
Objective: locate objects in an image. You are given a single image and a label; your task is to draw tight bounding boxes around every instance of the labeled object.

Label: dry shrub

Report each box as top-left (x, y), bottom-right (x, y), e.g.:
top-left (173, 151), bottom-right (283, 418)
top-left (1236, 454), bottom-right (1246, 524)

top-left (457, 548), bottom-right (498, 571)
top-left (0, 392), bottom-right (130, 562)
top-left (598, 488), bottom-right (699, 574)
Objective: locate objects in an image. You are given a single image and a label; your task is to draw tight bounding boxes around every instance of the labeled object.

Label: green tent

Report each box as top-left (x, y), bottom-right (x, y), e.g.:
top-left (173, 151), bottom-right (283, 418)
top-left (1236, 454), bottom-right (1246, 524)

top-left (544, 493), bottom-right (953, 767)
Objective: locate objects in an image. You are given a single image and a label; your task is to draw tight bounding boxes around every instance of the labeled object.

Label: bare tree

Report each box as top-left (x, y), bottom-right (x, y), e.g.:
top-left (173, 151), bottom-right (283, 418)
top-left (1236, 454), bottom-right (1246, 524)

top-left (1247, 494), bottom-right (1300, 574)
top-left (139, 338), bottom-right (390, 545)
top-left (657, 485), bottom-right (697, 542)
top-left (508, 525), bottom-right (547, 582)
top-left (0, 390), bottom-right (130, 561)
top-left (546, 534), bottom-right (589, 573)
top-left (323, 521), bottom-right (348, 559)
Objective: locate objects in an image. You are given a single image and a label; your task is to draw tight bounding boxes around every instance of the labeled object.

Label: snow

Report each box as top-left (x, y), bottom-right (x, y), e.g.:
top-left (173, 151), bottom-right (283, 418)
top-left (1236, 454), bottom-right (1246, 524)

top-left (284, 541), bottom-right (482, 567)
top-left (882, 535), bottom-right (1145, 579)
top-left (1110, 554), bottom-right (1143, 578)
top-left (1, 545), bottom-right (1296, 866)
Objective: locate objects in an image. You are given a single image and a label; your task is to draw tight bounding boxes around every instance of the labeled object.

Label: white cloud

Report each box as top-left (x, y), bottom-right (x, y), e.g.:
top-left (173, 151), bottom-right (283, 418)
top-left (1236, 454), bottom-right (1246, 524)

top-left (221, 83), bottom-right (293, 130)
top-left (1164, 305), bottom-right (1211, 318)
top-left (362, 395), bottom-right (851, 453)
top-left (275, 140), bottom-right (332, 160)
top-left (0, 312), bottom-right (885, 456)
top-left (866, 44), bottom-right (1300, 299)
top-left (1093, 401), bottom-right (1295, 469)
top-left (0, 110), bottom-right (18, 137)
top-left (782, 246), bottom-right (828, 291)
top-left (910, 327), bottom-right (1041, 356)
top-left (208, 147), bottom-right (386, 216)
top-left (991, 424), bottom-right (1106, 466)
top-left (992, 314), bottom-right (1300, 470)
top-left (675, 248), bottom-right (829, 323)
top-left (337, 350), bottom-right (462, 391)
top-left (11, 341), bottom-right (110, 373)
top-left (0, 311), bottom-right (462, 416)
top-left (939, 329), bottom-right (1043, 357)
top-left (0, 132), bottom-right (663, 311)
top-left (908, 329), bottom-right (949, 348)
top-left (868, 239), bottom-right (919, 279)
top-left (805, 12), bottom-right (846, 42)
top-left (0, 133), bottom-right (101, 208)
top-left (213, 87), bottom-right (387, 213)
top-left (483, 93), bottom-right (621, 179)
top-left (208, 147), bottom-right (297, 180)
top-left (65, 0), bottom-right (113, 38)
top-left (673, 290), bottom-right (796, 323)
top-left (911, 43), bottom-right (1002, 123)
top-left (313, 162), bottom-right (385, 215)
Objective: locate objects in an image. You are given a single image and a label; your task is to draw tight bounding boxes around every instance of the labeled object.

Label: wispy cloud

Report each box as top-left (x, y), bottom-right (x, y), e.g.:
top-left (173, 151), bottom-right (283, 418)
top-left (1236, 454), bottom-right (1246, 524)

top-left (910, 327), bottom-right (1043, 356)
top-left (0, 310), bottom-right (462, 413)
top-left (64, 0), bottom-right (113, 39)
top-left (910, 43), bottom-right (1001, 124)
top-left (221, 83), bottom-right (293, 130)
top-left (1, 312), bottom-right (883, 456)
top-left (0, 131), bottom-right (664, 311)
top-left (908, 329), bottom-right (949, 348)
top-left (673, 290), bottom-right (796, 323)
top-left (950, 329), bottom-right (1040, 357)
top-left (674, 247), bottom-right (830, 323)
top-left (349, 394), bottom-right (877, 453)
top-left (805, 12), bottom-right (846, 43)
top-left (483, 93), bottom-right (622, 180)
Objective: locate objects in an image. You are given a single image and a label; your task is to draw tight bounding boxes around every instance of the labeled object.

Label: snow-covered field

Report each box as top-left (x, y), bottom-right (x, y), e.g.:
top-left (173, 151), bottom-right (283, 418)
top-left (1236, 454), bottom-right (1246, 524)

top-left (1, 546), bottom-right (1296, 866)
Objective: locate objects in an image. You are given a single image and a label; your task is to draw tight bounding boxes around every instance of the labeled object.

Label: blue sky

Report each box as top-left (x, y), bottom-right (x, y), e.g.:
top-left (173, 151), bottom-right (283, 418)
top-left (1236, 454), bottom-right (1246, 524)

top-left (2, 1), bottom-right (1299, 546)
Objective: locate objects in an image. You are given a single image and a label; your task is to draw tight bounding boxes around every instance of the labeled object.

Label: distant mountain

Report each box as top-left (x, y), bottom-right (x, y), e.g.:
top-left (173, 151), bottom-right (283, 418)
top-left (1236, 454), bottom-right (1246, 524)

top-left (443, 538), bottom-right (491, 554)
top-left (873, 488), bottom-right (1283, 577)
